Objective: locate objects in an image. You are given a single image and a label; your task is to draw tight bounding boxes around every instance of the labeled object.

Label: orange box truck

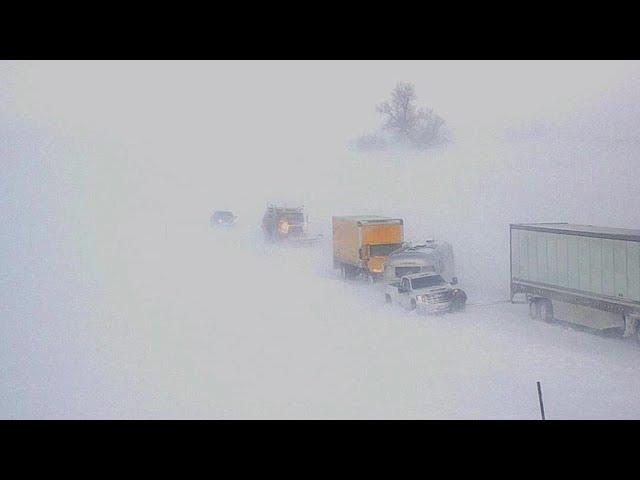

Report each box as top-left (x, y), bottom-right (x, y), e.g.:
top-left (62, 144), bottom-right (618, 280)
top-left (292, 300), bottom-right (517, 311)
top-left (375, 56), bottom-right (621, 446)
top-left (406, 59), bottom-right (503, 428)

top-left (332, 216), bottom-right (404, 281)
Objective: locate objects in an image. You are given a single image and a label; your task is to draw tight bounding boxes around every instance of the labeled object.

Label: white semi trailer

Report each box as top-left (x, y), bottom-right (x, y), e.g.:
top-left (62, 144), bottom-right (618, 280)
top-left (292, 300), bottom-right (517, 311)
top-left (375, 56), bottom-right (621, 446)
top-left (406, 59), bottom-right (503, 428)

top-left (510, 223), bottom-right (640, 342)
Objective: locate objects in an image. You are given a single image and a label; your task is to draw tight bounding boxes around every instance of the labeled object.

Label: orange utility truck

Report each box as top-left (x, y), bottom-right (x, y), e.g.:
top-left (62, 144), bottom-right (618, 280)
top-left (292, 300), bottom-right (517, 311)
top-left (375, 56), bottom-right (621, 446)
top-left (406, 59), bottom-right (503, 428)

top-left (332, 216), bottom-right (404, 281)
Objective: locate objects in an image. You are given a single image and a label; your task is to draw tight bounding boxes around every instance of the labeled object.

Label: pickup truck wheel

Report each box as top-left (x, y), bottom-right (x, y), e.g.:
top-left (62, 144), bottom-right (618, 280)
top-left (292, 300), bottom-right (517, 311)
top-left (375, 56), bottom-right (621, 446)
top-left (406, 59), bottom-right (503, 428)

top-left (529, 299), bottom-right (540, 320)
top-left (385, 294), bottom-right (392, 304)
top-left (450, 290), bottom-right (467, 312)
top-left (540, 299), bottom-right (554, 322)
top-left (451, 299), bottom-right (466, 312)
top-left (410, 299), bottom-right (417, 311)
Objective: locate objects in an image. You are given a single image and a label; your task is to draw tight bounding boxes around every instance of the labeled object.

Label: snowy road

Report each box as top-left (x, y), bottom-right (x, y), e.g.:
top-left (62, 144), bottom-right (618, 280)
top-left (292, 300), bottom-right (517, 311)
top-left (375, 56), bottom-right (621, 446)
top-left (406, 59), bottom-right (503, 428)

top-left (11, 222), bottom-right (637, 419)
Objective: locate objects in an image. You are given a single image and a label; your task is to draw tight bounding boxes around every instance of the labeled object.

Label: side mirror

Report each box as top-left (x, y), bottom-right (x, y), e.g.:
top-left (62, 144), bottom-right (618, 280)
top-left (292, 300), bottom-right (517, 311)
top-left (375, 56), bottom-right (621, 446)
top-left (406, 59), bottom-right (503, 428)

top-left (451, 277), bottom-right (458, 285)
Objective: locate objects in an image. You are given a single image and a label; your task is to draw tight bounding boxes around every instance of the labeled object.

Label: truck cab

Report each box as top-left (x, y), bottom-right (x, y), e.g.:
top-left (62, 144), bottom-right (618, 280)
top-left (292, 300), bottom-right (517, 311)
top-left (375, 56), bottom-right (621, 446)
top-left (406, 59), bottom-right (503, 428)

top-left (383, 240), bottom-right (457, 284)
top-left (261, 205), bottom-right (323, 245)
top-left (385, 272), bottom-right (467, 314)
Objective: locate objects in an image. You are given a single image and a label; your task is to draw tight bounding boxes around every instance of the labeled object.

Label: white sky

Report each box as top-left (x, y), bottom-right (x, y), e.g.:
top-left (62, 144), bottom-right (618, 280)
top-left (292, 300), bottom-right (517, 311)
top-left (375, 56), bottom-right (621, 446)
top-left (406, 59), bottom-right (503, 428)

top-left (3, 60), bottom-right (639, 148)
top-left (4, 60), bottom-right (639, 229)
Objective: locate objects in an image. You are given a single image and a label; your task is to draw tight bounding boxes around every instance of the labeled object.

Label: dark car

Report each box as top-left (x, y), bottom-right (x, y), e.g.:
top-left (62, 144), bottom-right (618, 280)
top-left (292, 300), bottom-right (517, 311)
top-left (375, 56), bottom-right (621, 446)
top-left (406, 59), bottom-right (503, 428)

top-left (210, 210), bottom-right (237, 227)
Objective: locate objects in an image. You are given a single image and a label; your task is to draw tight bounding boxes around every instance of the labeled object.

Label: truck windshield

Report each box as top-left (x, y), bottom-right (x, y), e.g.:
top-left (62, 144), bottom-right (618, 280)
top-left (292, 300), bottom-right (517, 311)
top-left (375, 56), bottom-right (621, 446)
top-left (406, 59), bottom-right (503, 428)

top-left (395, 266), bottom-right (422, 277)
top-left (370, 243), bottom-right (402, 257)
top-left (284, 213), bottom-right (304, 224)
top-left (213, 211), bottom-right (234, 222)
top-left (411, 275), bottom-right (446, 289)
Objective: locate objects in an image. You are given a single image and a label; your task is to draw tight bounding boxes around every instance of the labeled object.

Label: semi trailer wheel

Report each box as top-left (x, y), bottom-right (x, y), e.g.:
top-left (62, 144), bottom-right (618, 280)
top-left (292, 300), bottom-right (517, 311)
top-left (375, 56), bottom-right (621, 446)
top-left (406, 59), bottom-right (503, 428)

top-left (622, 315), bottom-right (638, 339)
top-left (529, 299), bottom-right (540, 320)
top-left (626, 316), bottom-right (640, 344)
top-left (540, 299), bottom-right (554, 323)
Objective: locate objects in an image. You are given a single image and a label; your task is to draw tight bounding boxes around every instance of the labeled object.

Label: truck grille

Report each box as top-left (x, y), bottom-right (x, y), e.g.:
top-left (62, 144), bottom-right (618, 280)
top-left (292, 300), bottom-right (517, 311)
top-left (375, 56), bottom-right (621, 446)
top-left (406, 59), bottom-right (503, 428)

top-left (286, 225), bottom-right (304, 236)
top-left (421, 289), bottom-right (452, 313)
top-left (423, 293), bottom-right (450, 305)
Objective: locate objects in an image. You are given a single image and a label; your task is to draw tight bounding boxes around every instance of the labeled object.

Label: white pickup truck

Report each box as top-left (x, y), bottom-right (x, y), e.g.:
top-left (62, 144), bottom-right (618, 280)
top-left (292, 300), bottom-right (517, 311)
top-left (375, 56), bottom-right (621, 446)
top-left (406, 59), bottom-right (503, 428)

top-left (385, 272), bottom-right (467, 314)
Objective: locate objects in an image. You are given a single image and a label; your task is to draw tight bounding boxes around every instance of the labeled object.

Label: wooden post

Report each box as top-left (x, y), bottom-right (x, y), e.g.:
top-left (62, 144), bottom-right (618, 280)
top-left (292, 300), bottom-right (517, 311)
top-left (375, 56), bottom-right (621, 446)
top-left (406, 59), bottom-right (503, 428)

top-left (537, 381), bottom-right (546, 420)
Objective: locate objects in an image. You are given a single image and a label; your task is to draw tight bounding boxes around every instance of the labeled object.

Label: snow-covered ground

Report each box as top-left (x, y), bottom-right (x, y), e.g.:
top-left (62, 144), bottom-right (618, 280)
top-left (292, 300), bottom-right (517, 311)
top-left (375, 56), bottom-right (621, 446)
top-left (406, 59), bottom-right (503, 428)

top-left (6, 218), bottom-right (640, 419)
top-left (120, 225), bottom-right (640, 419)
top-left (4, 134), bottom-right (640, 419)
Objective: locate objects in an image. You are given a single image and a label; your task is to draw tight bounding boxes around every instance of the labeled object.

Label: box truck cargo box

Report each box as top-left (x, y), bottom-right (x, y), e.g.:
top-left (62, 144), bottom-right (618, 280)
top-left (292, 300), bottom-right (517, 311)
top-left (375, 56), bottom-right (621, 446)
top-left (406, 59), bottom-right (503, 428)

top-left (333, 216), bottom-right (403, 281)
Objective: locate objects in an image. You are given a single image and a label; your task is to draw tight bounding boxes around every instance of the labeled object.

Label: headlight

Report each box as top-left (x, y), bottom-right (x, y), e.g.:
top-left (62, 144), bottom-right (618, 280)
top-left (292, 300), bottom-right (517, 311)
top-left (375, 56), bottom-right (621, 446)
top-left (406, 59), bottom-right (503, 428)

top-left (278, 220), bottom-right (289, 234)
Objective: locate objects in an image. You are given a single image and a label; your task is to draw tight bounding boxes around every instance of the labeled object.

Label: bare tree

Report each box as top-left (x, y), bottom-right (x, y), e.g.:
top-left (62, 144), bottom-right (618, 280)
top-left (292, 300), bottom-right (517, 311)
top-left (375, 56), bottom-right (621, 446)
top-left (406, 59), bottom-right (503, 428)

top-left (375, 82), bottom-right (447, 149)
top-left (411, 107), bottom-right (446, 147)
top-left (376, 82), bottom-right (421, 142)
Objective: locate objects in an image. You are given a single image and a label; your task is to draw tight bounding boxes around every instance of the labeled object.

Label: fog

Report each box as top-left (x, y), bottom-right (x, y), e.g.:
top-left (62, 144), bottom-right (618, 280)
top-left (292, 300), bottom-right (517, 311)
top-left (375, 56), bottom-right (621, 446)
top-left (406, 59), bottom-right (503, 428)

top-left (2, 60), bottom-right (640, 418)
